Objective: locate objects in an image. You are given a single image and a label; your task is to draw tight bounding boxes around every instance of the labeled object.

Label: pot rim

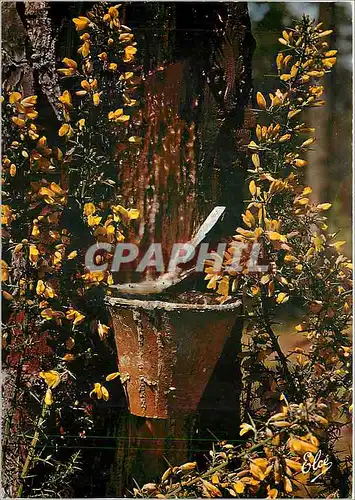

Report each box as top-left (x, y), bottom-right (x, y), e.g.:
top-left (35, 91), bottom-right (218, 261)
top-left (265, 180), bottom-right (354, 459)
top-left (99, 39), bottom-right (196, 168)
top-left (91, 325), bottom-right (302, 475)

top-left (105, 294), bottom-right (242, 312)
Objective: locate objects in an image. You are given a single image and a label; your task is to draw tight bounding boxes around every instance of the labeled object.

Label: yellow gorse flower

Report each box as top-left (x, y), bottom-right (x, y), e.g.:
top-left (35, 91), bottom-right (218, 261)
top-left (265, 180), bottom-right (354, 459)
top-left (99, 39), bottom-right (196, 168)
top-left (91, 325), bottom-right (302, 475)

top-left (288, 435), bottom-right (319, 455)
top-left (239, 423), bottom-right (255, 436)
top-left (21, 95), bottom-right (38, 107)
top-left (90, 383), bottom-right (109, 401)
top-left (73, 16), bottom-right (90, 31)
top-left (66, 308), bottom-right (85, 325)
top-left (58, 90), bottom-right (72, 107)
top-left (87, 214), bottom-right (102, 226)
top-left (62, 57), bottom-right (77, 70)
top-left (39, 370), bottom-right (61, 389)
top-left (108, 6), bottom-right (119, 18)
top-left (119, 72), bottom-right (134, 81)
top-left (1, 260), bottom-right (9, 282)
top-left (9, 163), bottom-right (15, 176)
top-left (98, 52), bottom-right (108, 61)
top-left (98, 322), bottom-right (110, 340)
top-left (106, 372), bottom-right (120, 382)
top-left (29, 245), bottom-right (39, 264)
top-left (103, 5), bottom-right (120, 29)
top-left (92, 92), bottom-right (102, 106)
top-left (78, 40), bottom-right (91, 58)
top-left (1, 205), bottom-right (12, 226)
top-left (58, 58), bottom-right (78, 77)
top-left (9, 91), bottom-right (22, 104)
top-left (119, 33), bottom-right (134, 43)
top-left (108, 108), bottom-right (130, 123)
top-left (82, 270), bottom-right (106, 283)
top-left (123, 45), bottom-right (137, 63)
top-left (80, 32), bottom-right (90, 41)
top-left (78, 118), bottom-right (85, 130)
top-left (58, 123), bottom-right (73, 138)
top-left (111, 205), bottom-right (139, 220)
top-left (83, 202), bottom-right (96, 216)
top-left (44, 388), bottom-right (53, 406)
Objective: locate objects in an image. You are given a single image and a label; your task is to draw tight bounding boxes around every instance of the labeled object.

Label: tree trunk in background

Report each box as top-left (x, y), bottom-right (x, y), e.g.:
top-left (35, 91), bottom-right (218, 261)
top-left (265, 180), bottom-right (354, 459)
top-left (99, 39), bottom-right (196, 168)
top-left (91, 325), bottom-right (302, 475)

top-left (306, 2), bottom-right (352, 257)
top-left (1, 2), bottom-right (255, 496)
top-left (2, 2), bottom-right (61, 118)
top-left (306, 3), bottom-right (334, 205)
top-left (1, 2), bottom-right (34, 96)
top-left (23, 1), bottom-right (62, 118)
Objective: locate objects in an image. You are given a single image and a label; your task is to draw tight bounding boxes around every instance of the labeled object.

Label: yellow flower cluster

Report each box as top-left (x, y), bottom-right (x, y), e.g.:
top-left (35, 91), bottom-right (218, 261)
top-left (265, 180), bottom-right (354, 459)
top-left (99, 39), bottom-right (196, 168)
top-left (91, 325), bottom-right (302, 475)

top-left (2, 3), bottom-right (141, 420)
top-left (56, 4), bottom-right (140, 143)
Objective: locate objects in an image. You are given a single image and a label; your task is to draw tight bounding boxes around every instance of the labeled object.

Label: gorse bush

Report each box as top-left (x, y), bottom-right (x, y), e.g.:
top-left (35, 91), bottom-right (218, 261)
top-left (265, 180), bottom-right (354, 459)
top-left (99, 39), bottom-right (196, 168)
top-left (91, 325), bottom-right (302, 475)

top-left (2, 3), bottom-right (140, 497)
top-left (134, 15), bottom-right (352, 499)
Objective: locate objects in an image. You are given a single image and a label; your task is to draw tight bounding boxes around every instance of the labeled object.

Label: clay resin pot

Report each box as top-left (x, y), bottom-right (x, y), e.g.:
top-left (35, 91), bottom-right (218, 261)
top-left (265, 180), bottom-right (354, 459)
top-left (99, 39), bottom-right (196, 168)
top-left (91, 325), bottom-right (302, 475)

top-left (105, 292), bottom-right (241, 419)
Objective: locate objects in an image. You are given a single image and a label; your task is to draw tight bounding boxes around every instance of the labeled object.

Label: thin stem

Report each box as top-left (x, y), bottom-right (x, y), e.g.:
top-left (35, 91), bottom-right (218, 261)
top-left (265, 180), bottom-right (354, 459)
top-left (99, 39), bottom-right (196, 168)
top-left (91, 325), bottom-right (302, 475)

top-left (260, 295), bottom-right (301, 402)
top-left (16, 402), bottom-right (48, 498)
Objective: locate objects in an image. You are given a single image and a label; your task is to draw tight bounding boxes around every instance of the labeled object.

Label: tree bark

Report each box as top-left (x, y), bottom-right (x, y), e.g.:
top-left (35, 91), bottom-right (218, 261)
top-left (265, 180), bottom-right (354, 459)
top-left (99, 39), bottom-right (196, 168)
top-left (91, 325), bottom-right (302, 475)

top-left (2, 2), bottom-right (61, 118)
top-left (23, 1), bottom-right (62, 118)
top-left (1, 2), bottom-right (34, 95)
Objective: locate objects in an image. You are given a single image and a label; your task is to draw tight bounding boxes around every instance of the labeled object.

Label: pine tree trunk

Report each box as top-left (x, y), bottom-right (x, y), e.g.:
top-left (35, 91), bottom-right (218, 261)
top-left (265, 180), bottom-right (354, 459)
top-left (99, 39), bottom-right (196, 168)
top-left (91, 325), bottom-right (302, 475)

top-left (2, 2), bottom-right (61, 115)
